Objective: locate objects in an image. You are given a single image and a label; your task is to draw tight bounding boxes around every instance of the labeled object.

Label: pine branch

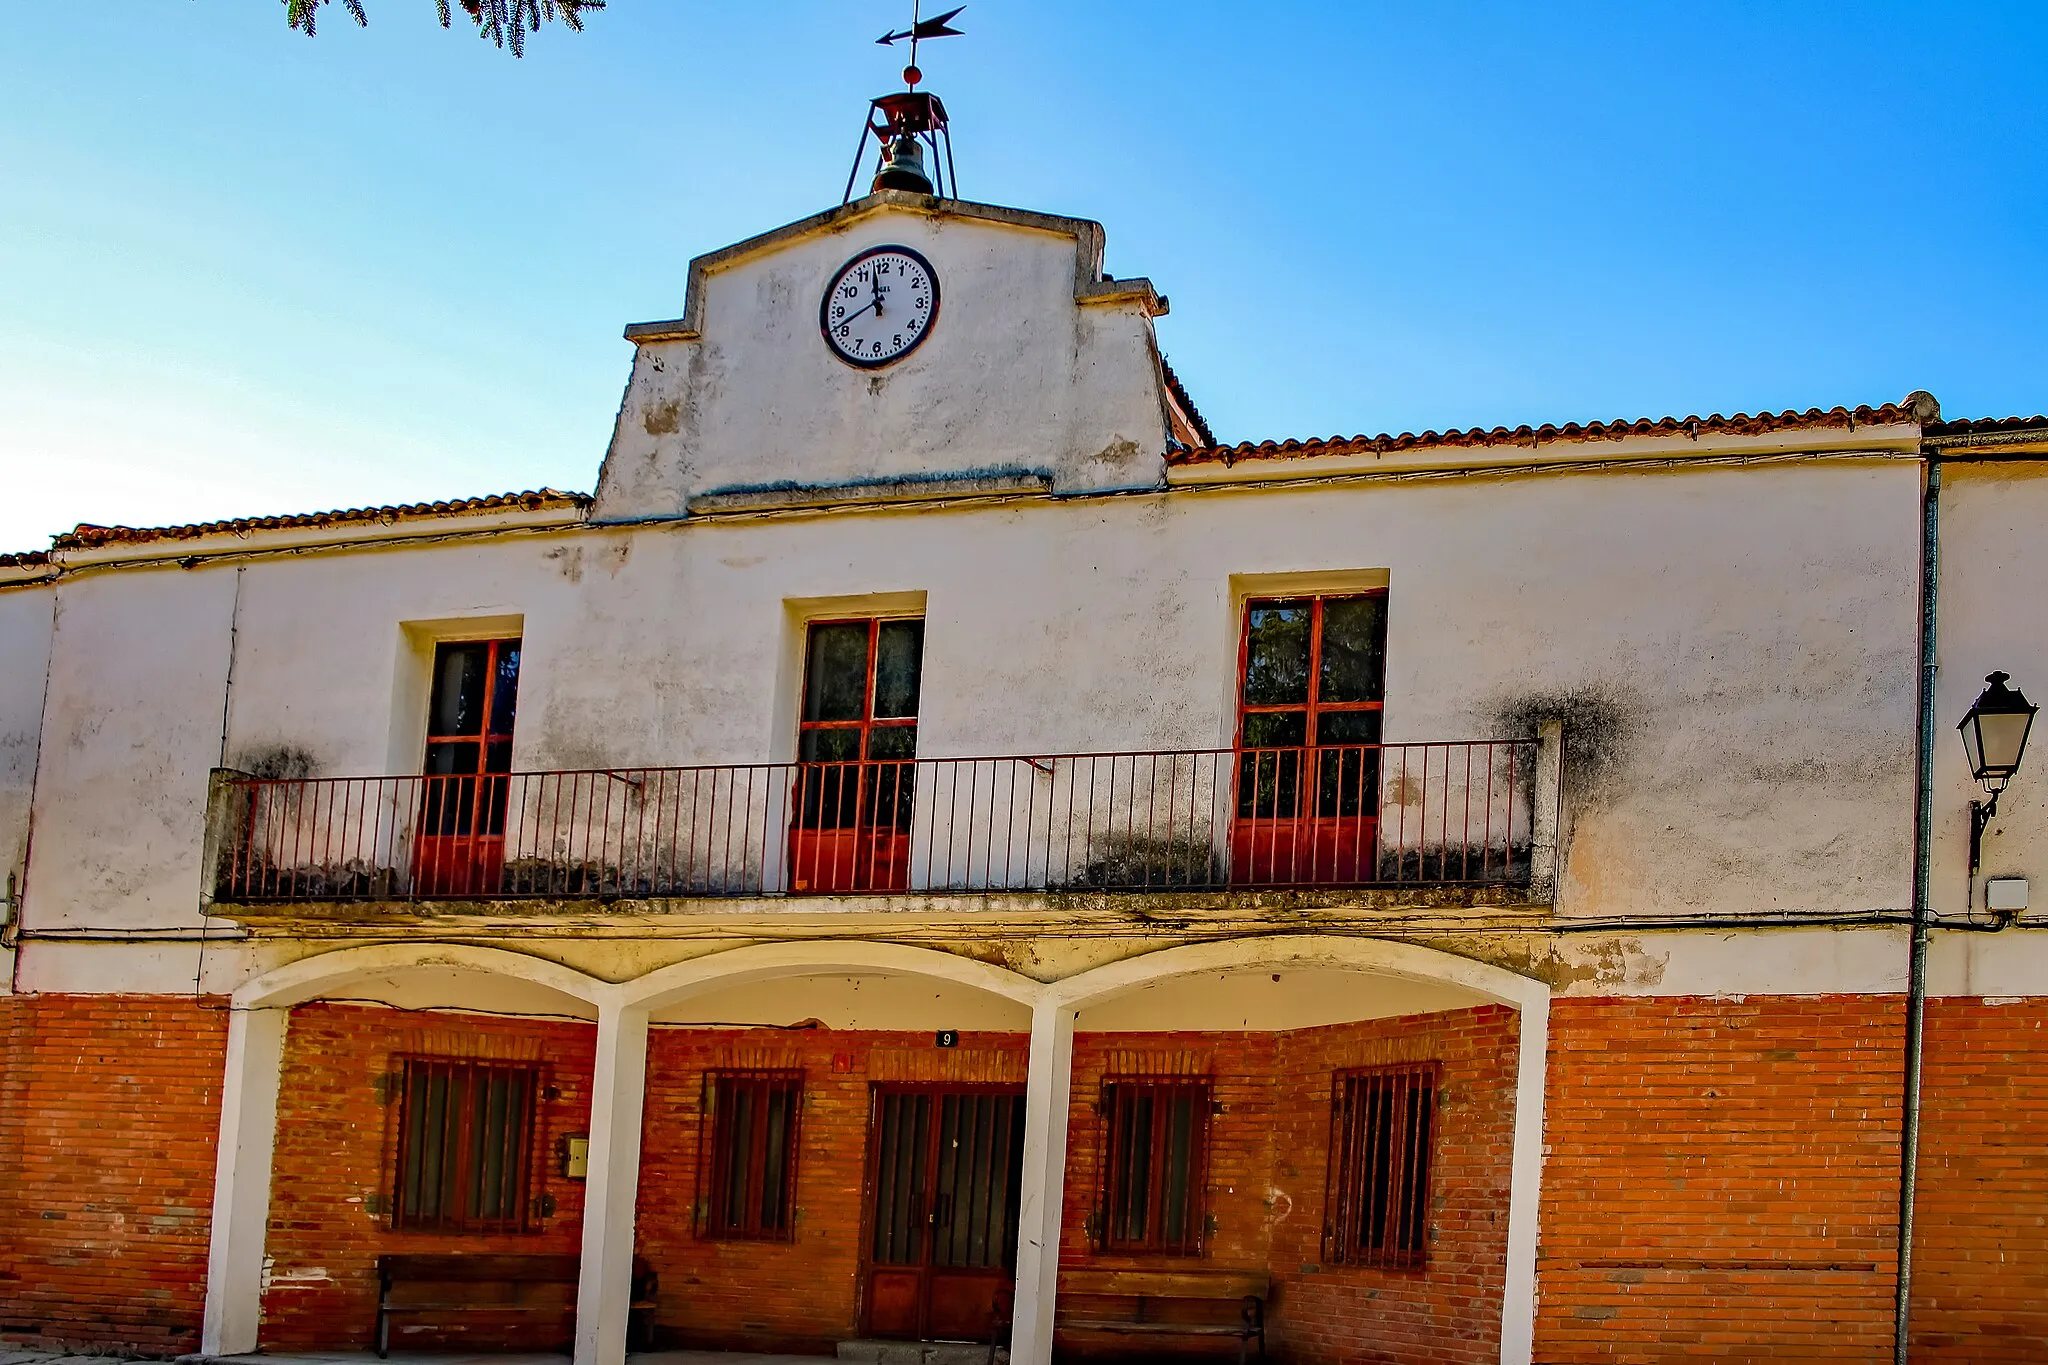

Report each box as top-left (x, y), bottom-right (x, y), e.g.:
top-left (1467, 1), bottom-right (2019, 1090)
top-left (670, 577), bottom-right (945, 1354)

top-left (286, 0), bottom-right (603, 55)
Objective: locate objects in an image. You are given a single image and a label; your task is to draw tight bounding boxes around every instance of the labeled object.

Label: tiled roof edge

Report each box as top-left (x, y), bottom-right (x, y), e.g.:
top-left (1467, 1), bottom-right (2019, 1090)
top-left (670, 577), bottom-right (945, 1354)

top-left (1159, 358), bottom-right (1217, 450)
top-left (1928, 415), bottom-right (2048, 437)
top-left (1169, 403), bottom-right (1923, 467)
top-left (50, 489), bottom-right (591, 551)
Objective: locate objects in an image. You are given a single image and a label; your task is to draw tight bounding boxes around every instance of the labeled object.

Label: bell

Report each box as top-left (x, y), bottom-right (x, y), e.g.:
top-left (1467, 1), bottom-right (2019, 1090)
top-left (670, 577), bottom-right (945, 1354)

top-left (872, 133), bottom-right (933, 194)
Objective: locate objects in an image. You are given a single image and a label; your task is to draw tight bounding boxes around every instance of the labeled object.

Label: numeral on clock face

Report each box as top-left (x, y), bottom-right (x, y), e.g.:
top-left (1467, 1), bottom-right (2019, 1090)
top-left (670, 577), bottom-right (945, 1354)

top-left (820, 245), bottom-right (940, 368)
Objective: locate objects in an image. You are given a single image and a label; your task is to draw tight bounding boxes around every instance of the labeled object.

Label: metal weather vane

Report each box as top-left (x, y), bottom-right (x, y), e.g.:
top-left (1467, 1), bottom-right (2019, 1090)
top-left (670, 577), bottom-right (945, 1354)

top-left (843, 3), bottom-right (965, 203)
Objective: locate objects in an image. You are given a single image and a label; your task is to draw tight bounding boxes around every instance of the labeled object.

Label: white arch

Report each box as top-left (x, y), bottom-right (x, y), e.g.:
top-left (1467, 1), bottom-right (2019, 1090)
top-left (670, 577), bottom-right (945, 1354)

top-left (616, 938), bottom-right (1044, 1011)
top-left (1045, 931), bottom-right (1548, 1011)
top-left (232, 940), bottom-right (607, 1009)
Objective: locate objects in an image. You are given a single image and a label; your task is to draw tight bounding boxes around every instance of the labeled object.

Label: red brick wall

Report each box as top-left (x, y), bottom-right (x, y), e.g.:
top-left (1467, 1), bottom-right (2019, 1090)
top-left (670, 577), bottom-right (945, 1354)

top-left (260, 1003), bottom-right (597, 1351)
top-left (1911, 997), bottom-right (2048, 1361)
top-left (0, 993), bottom-right (227, 1354)
top-left (1055, 1011), bottom-right (1516, 1365)
top-left (636, 1027), bottom-right (1029, 1353)
top-left (1534, 996), bottom-right (1906, 1363)
top-left (1267, 1006), bottom-right (1519, 1365)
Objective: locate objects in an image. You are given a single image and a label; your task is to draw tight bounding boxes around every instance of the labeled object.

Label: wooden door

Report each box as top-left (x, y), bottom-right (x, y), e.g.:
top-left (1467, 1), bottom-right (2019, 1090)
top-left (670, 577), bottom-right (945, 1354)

top-left (1231, 594), bottom-right (1386, 885)
top-left (862, 1086), bottom-right (1026, 1342)
top-left (790, 618), bottom-right (923, 892)
top-left (414, 638), bottom-right (520, 896)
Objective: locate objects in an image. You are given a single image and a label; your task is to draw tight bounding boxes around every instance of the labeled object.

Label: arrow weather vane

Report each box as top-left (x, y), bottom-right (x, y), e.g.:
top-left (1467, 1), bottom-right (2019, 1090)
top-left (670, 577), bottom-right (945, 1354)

top-left (876, 3), bottom-right (964, 88)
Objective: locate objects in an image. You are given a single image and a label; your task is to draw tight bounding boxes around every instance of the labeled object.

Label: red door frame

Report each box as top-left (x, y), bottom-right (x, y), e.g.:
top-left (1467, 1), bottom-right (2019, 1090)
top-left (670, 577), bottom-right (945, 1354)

top-left (414, 637), bottom-right (519, 896)
top-left (858, 1082), bottom-right (1026, 1342)
top-left (790, 616), bottom-right (920, 892)
top-left (1231, 593), bottom-right (1385, 885)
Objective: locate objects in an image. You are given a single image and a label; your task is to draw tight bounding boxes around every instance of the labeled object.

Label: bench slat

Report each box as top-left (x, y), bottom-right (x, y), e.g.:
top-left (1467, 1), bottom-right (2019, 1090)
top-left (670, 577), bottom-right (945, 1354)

top-left (1059, 1269), bottom-right (1270, 1300)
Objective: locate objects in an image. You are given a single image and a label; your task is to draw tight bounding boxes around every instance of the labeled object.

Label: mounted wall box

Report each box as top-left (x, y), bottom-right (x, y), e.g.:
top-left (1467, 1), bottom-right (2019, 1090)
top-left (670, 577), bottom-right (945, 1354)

top-left (562, 1135), bottom-right (590, 1179)
top-left (1987, 878), bottom-right (2029, 914)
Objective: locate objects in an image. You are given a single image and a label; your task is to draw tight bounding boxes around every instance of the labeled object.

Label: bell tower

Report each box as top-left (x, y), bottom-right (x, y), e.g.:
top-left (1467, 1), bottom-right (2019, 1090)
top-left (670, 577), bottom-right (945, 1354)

top-left (844, 3), bottom-right (965, 200)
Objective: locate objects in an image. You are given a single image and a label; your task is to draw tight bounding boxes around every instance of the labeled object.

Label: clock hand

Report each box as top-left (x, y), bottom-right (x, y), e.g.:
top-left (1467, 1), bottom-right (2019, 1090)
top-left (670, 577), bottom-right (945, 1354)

top-left (840, 295), bottom-right (880, 324)
top-left (871, 269), bottom-right (886, 318)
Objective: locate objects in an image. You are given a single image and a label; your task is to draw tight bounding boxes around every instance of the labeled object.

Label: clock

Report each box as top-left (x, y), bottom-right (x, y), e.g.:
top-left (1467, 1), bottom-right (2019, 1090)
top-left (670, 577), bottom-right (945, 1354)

top-left (820, 244), bottom-right (939, 368)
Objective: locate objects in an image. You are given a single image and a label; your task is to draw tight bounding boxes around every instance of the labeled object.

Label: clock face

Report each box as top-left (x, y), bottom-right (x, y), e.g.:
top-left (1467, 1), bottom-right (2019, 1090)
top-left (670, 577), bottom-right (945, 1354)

top-left (820, 245), bottom-right (939, 368)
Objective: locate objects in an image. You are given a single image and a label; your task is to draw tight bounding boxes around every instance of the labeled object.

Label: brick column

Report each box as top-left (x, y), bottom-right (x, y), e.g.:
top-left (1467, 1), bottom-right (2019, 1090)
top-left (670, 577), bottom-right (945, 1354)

top-left (1009, 998), bottom-right (1075, 1365)
top-left (574, 1001), bottom-right (651, 1365)
top-left (201, 1004), bottom-right (287, 1356)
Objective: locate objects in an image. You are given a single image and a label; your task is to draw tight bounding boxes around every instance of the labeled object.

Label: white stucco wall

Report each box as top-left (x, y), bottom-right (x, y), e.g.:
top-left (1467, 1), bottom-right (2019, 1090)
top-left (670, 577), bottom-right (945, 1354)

top-left (592, 198), bottom-right (1168, 517)
top-left (16, 455), bottom-right (1921, 944)
top-left (0, 583), bottom-right (56, 984)
top-left (1934, 459), bottom-right (2048, 921)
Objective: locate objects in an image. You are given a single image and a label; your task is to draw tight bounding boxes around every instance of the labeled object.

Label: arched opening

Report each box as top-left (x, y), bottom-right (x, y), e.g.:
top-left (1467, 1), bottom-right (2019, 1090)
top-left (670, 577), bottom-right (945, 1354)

top-left (620, 946), bottom-right (1039, 1356)
top-left (204, 947), bottom-right (606, 1357)
top-left (1043, 937), bottom-right (1545, 1365)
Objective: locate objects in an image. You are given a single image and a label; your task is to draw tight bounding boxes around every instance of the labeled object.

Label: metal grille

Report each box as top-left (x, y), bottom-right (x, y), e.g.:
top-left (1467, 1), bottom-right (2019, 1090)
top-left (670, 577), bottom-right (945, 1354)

top-left (1325, 1063), bottom-right (1439, 1267)
top-left (1099, 1078), bottom-right (1211, 1257)
top-left (701, 1069), bottom-right (804, 1241)
top-left (394, 1057), bottom-right (538, 1232)
top-left (218, 738), bottom-right (1541, 902)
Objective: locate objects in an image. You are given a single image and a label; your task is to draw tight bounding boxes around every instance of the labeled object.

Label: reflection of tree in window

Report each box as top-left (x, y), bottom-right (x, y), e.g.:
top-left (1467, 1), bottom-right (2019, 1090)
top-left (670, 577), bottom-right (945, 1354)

top-left (1236, 595), bottom-right (1386, 819)
top-left (795, 618), bottom-right (922, 833)
top-left (421, 639), bottom-right (520, 836)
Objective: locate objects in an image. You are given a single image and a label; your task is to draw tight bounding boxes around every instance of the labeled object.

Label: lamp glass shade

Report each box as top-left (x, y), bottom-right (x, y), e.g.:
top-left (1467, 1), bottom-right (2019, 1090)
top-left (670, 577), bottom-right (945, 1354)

top-left (1960, 672), bottom-right (2038, 786)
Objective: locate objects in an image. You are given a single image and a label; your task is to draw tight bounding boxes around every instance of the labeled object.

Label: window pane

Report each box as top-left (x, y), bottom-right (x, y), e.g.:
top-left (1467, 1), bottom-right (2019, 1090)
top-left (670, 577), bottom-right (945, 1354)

top-left (1316, 711), bottom-right (1382, 746)
top-left (865, 725), bottom-right (917, 761)
top-left (424, 740), bottom-right (481, 776)
top-left (430, 643), bottom-right (489, 736)
top-left (489, 644), bottom-right (521, 737)
top-left (1318, 596), bottom-right (1387, 704)
top-left (1161, 1092), bottom-right (1195, 1244)
top-left (1241, 712), bottom-right (1308, 749)
top-left (800, 728), bottom-right (863, 763)
top-left (1242, 603), bottom-right (1312, 706)
top-left (804, 623), bottom-right (872, 722)
top-left (873, 620), bottom-right (924, 719)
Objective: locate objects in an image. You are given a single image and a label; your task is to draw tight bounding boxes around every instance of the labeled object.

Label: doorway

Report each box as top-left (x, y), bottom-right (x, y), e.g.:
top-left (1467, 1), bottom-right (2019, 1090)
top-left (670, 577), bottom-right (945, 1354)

top-left (790, 617), bottom-right (923, 892)
top-left (861, 1084), bottom-right (1026, 1342)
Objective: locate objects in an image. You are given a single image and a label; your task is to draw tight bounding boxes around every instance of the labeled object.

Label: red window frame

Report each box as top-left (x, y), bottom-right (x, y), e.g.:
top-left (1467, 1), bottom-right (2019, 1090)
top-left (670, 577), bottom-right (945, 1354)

top-left (699, 1069), bottom-right (804, 1242)
top-left (789, 616), bottom-right (923, 892)
top-left (391, 1055), bottom-right (541, 1234)
top-left (1231, 593), bottom-right (1387, 885)
top-left (415, 637), bottom-right (521, 896)
top-left (1097, 1077), bottom-right (1212, 1258)
top-left (1323, 1062), bottom-right (1439, 1268)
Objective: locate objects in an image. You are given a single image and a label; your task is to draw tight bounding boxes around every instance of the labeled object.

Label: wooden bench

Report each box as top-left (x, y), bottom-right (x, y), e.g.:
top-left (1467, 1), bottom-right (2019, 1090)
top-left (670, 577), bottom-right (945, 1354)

top-left (373, 1253), bottom-right (659, 1357)
top-left (1056, 1269), bottom-right (1269, 1365)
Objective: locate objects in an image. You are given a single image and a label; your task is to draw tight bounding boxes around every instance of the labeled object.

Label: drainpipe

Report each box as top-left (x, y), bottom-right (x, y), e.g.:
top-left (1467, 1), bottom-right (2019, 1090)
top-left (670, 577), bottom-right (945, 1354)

top-left (1893, 455), bottom-right (1940, 1365)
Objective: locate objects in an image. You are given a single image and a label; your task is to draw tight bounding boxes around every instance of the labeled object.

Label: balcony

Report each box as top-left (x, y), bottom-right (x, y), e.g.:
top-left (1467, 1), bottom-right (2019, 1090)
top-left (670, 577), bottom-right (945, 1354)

top-left (206, 739), bottom-right (1555, 908)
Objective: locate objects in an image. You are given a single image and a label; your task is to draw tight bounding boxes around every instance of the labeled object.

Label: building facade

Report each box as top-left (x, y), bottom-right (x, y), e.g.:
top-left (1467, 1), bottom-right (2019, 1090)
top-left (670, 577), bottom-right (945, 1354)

top-left (3, 186), bottom-right (2046, 1365)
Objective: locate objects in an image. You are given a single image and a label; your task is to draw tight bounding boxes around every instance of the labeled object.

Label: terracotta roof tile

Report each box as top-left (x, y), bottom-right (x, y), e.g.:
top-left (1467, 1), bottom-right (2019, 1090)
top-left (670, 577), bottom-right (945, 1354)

top-left (1928, 414), bottom-right (2048, 437)
top-left (51, 489), bottom-right (590, 551)
top-left (1169, 402), bottom-right (1923, 468)
top-left (0, 550), bottom-right (52, 569)
top-left (1159, 358), bottom-right (1216, 450)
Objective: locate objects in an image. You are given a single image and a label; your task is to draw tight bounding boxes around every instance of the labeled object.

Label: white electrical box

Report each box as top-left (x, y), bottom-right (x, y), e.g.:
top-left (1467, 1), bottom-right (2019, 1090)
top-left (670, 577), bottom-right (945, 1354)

top-left (563, 1135), bottom-right (590, 1179)
top-left (1986, 878), bottom-right (2029, 914)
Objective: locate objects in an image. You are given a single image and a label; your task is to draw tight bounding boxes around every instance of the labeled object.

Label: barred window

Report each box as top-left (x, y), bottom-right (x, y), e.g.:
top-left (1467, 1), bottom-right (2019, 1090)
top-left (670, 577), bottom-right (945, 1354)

top-left (1099, 1078), bottom-right (1210, 1256)
top-left (394, 1057), bottom-right (539, 1232)
top-left (702, 1070), bottom-right (804, 1240)
top-left (1326, 1063), bottom-right (1438, 1267)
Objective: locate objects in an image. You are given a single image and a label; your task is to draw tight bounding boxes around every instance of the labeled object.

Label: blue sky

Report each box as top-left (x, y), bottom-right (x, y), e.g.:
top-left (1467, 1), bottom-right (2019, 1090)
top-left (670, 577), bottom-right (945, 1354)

top-left (4, 2), bottom-right (2045, 551)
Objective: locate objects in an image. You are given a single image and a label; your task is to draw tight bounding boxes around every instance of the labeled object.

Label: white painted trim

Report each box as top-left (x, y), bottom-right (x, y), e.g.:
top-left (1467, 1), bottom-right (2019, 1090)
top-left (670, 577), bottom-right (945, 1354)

top-left (231, 941), bottom-right (607, 1009)
top-left (574, 1004), bottom-right (652, 1365)
top-left (616, 939), bottom-right (1043, 1012)
top-left (1499, 992), bottom-right (1549, 1365)
top-left (200, 1004), bottom-right (287, 1356)
top-left (1009, 1000), bottom-right (1076, 1365)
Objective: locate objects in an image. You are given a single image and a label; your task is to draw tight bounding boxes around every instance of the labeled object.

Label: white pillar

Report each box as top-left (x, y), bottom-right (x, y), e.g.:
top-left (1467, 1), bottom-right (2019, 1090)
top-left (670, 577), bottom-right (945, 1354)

top-left (1009, 999), bottom-right (1075, 1365)
top-left (1498, 994), bottom-right (1550, 1365)
top-left (201, 1004), bottom-right (288, 1356)
top-left (575, 1002), bottom-right (651, 1365)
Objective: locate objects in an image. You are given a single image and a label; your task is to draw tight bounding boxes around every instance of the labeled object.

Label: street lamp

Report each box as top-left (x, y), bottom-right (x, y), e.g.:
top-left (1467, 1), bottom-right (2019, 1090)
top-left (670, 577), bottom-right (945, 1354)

top-left (1959, 671), bottom-right (2038, 884)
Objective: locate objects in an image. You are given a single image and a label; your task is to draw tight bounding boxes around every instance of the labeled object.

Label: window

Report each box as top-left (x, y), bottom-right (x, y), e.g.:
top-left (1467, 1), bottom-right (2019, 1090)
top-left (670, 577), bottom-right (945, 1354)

top-left (701, 1070), bottom-right (804, 1240)
top-left (1099, 1078), bottom-right (1210, 1256)
top-left (1325, 1064), bottom-right (1438, 1267)
top-left (415, 638), bottom-right (522, 895)
top-left (1233, 594), bottom-right (1388, 885)
top-left (393, 1057), bottom-right (539, 1232)
top-left (790, 617), bottom-right (923, 892)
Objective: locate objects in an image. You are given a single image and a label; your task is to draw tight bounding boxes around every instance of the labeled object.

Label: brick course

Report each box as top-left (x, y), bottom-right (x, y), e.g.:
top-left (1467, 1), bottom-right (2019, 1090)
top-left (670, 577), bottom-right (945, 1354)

top-left (0, 993), bottom-right (228, 1354)
top-left (1533, 996), bottom-right (1907, 1363)
top-left (260, 1002), bottom-right (598, 1351)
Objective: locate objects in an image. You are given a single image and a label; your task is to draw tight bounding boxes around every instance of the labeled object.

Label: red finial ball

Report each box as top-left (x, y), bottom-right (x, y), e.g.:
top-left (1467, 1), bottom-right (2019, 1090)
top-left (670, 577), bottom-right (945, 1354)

top-left (903, 63), bottom-right (921, 87)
